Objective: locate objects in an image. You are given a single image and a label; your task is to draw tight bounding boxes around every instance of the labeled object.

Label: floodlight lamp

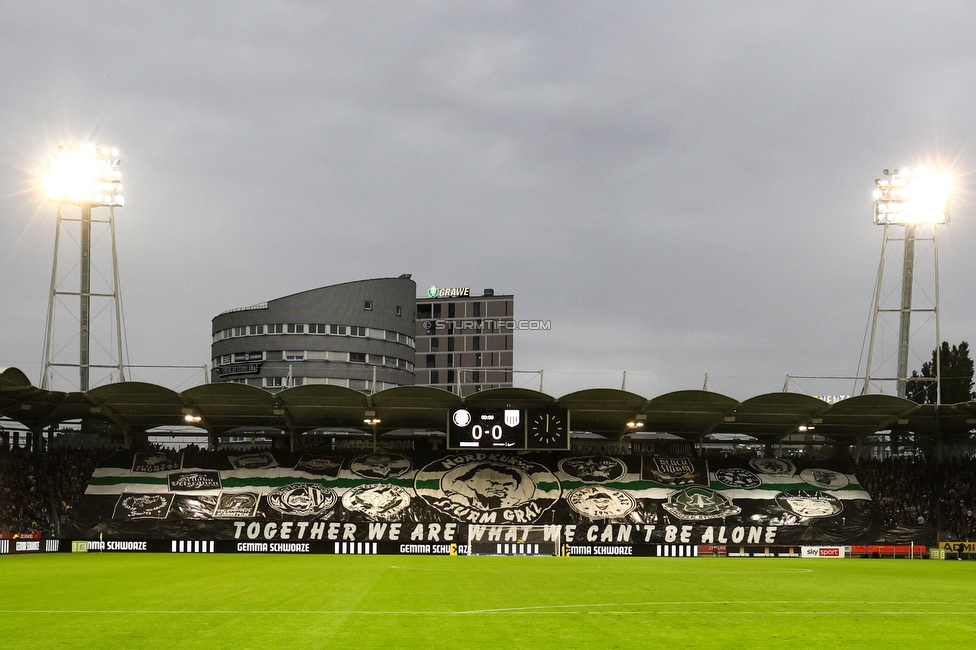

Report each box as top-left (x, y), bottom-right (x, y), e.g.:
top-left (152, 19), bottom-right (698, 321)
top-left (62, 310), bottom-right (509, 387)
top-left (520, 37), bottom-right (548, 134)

top-left (874, 166), bottom-right (950, 226)
top-left (45, 145), bottom-right (124, 207)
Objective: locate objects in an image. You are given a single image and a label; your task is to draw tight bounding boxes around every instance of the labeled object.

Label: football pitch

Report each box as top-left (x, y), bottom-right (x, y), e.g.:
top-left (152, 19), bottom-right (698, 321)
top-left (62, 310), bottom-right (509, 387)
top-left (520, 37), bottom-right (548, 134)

top-left (1, 554), bottom-right (974, 649)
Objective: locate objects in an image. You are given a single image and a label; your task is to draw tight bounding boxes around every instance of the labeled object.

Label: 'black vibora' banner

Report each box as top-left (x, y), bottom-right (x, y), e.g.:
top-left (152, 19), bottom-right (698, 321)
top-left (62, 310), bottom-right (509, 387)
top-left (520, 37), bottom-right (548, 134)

top-left (67, 450), bottom-right (880, 545)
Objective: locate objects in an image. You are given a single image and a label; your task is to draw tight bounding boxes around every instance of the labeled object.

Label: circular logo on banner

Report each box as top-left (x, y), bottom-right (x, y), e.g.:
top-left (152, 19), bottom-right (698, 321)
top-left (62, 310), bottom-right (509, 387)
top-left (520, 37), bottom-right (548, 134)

top-left (350, 453), bottom-right (412, 479)
top-left (715, 467), bottom-right (762, 489)
top-left (662, 486), bottom-right (742, 521)
top-left (414, 454), bottom-right (561, 524)
top-left (267, 483), bottom-right (337, 517)
top-left (558, 456), bottom-right (627, 483)
top-left (567, 486), bottom-right (636, 520)
top-left (118, 494), bottom-right (171, 519)
top-left (342, 484), bottom-right (412, 522)
top-left (427, 285), bottom-right (438, 298)
top-left (799, 468), bottom-right (850, 490)
top-left (775, 490), bottom-right (844, 518)
top-left (749, 457), bottom-right (797, 477)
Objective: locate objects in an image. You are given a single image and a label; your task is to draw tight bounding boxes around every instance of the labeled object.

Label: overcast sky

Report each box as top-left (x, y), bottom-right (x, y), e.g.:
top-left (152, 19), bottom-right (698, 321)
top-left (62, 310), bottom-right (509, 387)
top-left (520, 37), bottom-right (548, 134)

top-left (2, 1), bottom-right (975, 400)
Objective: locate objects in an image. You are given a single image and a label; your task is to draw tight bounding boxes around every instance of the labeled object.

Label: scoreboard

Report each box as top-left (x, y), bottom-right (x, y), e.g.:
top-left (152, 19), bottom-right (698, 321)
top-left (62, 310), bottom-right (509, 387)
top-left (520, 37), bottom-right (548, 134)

top-left (448, 407), bottom-right (570, 450)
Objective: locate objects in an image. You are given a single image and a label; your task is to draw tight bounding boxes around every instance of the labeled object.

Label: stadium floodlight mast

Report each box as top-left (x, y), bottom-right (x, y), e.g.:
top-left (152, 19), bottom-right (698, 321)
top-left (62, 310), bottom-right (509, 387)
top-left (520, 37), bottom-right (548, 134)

top-left (41, 145), bottom-right (126, 392)
top-left (862, 167), bottom-right (950, 403)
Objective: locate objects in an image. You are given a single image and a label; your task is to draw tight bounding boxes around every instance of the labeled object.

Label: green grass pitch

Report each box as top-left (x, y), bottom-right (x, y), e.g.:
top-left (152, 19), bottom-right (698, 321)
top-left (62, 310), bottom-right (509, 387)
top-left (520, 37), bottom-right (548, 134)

top-left (1, 554), bottom-right (974, 649)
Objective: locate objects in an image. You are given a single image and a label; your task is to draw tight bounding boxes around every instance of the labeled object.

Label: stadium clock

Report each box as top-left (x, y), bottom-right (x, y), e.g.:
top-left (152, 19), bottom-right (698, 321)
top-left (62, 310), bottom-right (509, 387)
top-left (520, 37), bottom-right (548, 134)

top-left (526, 408), bottom-right (570, 450)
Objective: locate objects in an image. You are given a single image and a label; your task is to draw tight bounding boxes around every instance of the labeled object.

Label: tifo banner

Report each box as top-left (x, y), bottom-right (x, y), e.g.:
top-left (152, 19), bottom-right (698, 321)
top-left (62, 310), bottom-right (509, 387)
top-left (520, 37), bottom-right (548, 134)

top-left (65, 451), bottom-right (882, 545)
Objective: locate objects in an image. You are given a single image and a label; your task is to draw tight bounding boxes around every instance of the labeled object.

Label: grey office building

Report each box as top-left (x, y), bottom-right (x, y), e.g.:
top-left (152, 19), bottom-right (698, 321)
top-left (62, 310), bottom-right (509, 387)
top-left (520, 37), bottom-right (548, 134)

top-left (211, 276), bottom-right (416, 393)
top-left (415, 287), bottom-right (514, 396)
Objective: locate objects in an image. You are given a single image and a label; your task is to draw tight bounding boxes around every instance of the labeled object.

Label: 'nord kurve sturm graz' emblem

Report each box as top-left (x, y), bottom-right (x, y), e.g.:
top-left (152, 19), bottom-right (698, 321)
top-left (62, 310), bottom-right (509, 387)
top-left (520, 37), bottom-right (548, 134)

top-left (113, 493), bottom-right (175, 520)
top-left (294, 454), bottom-right (343, 477)
top-left (566, 485), bottom-right (636, 520)
top-left (749, 457), bottom-right (796, 477)
top-left (558, 456), bottom-right (627, 483)
top-left (167, 471), bottom-right (222, 491)
top-left (213, 492), bottom-right (260, 518)
top-left (415, 454), bottom-right (561, 524)
top-left (715, 467), bottom-right (762, 489)
top-left (266, 483), bottom-right (337, 517)
top-left (799, 468), bottom-right (850, 490)
top-left (350, 453), bottom-right (412, 479)
top-left (341, 484), bottom-right (412, 522)
top-left (662, 486), bottom-right (742, 521)
top-left (775, 490), bottom-right (844, 518)
top-left (131, 452), bottom-right (182, 473)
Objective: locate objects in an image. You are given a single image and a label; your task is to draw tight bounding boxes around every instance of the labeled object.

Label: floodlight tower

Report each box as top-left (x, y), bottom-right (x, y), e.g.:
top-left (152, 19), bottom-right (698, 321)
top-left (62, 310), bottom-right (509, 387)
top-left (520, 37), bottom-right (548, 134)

top-left (41, 145), bottom-right (126, 392)
top-left (861, 167), bottom-right (950, 403)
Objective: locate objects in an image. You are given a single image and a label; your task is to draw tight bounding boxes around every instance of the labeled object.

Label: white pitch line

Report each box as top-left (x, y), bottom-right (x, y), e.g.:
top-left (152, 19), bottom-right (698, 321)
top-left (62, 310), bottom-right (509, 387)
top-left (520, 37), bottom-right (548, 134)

top-left (3, 604), bottom-right (975, 616)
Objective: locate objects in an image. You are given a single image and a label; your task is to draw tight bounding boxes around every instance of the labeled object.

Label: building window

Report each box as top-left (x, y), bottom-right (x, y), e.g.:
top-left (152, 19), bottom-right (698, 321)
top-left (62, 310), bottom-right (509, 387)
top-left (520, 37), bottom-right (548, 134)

top-left (233, 326), bottom-right (246, 337)
top-left (472, 336), bottom-right (481, 351)
top-left (418, 304), bottom-right (432, 319)
top-left (448, 303), bottom-right (455, 318)
top-left (268, 324), bottom-right (284, 334)
top-left (426, 354), bottom-right (435, 368)
top-left (447, 370), bottom-right (455, 384)
top-left (364, 300), bottom-right (373, 311)
top-left (310, 324), bottom-right (326, 334)
top-left (472, 371), bottom-right (481, 383)
top-left (446, 354), bottom-right (454, 367)
top-left (430, 370), bottom-right (440, 384)
top-left (447, 337), bottom-right (455, 351)
top-left (395, 305), bottom-right (402, 316)
top-left (385, 356), bottom-right (397, 367)
top-left (330, 325), bottom-right (346, 335)
top-left (433, 304), bottom-right (442, 318)
top-left (264, 377), bottom-right (283, 388)
top-left (350, 326), bottom-right (367, 337)
top-left (285, 351), bottom-right (305, 361)
top-left (350, 353), bottom-right (367, 364)
top-left (473, 302), bottom-right (481, 317)
top-left (249, 325), bottom-right (265, 335)
top-left (431, 337), bottom-right (440, 350)
top-left (475, 352), bottom-right (482, 367)
top-left (286, 323), bottom-right (304, 334)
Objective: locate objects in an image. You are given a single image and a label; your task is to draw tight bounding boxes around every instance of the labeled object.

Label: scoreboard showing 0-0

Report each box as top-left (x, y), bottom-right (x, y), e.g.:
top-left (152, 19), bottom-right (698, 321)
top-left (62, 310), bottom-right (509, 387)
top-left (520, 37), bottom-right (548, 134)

top-left (448, 407), bottom-right (570, 450)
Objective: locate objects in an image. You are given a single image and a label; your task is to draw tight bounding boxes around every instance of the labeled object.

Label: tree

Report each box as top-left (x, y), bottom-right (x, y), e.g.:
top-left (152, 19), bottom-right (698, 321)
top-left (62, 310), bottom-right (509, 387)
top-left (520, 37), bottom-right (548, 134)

top-left (908, 341), bottom-right (976, 404)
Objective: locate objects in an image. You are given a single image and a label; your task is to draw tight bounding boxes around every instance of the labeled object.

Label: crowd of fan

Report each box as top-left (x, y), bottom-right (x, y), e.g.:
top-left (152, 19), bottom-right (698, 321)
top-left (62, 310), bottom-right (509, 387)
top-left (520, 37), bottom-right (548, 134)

top-left (0, 445), bottom-right (108, 535)
top-left (856, 457), bottom-right (976, 541)
top-left (1, 445), bottom-right (975, 541)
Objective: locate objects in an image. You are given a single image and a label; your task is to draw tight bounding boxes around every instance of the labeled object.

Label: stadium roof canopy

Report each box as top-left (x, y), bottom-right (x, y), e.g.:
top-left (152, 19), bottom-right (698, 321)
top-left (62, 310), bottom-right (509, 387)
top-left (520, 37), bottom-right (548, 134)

top-left (1, 367), bottom-right (974, 446)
